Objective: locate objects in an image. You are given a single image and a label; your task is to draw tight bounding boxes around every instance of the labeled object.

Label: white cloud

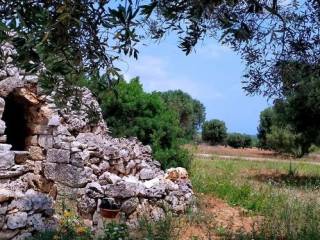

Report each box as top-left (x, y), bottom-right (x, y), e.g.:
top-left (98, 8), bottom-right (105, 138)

top-left (194, 43), bottom-right (232, 59)
top-left (121, 55), bottom-right (224, 101)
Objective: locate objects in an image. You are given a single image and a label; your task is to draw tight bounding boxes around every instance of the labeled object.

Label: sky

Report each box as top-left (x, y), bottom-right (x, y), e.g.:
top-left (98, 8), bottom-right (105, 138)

top-left (121, 36), bottom-right (271, 135)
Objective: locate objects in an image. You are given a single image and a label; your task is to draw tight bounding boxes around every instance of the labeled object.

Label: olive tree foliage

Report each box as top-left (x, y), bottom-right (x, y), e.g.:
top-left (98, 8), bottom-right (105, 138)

top-left (266, 126), bottom-right (302, 156)
top-left (0, 0), bottom-right (142, 102)
top-left (158, 90), bottom-right (206, 141)
top-left (202, 119), bottom-right (227, 145)
top-left (257, 105), bottom-right (303, 156)
top-left (257, 60), bottom-right (320, 156)
top-left (1, 1), bottom-right (319, 99)
top-left (144, 0), bottom-right (320, 97)
top-left (257, 107), bottom-right (275, 149)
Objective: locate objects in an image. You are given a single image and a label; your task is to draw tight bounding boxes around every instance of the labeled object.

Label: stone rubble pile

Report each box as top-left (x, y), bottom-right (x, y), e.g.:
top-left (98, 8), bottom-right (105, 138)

top-left (0, 42), bottom-right (194, 239)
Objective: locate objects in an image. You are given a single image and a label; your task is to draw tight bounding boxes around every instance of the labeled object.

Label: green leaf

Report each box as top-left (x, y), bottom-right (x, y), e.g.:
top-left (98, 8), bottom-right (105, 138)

top-left (0, 22), bottom-right (8, 32)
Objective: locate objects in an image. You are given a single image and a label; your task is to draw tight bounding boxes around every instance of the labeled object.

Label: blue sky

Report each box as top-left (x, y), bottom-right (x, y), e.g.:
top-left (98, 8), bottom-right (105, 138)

top-left (121, 36), bottom-right (271, 135)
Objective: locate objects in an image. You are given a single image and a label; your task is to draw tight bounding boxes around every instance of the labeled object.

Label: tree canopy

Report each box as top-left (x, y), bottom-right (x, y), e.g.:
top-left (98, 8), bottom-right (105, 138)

top-left (202, 119), bottom-right (227, 145)
top-left (89, 77), bottom-right (191, 169)
top-left (2, 1), bottom-right (320, 156)
top-left (143, 0), bottom-right (320, 97)
top-left (158, 90), bottom-right (205, 140)
top-left (1, 1), bottom-right (319, 98)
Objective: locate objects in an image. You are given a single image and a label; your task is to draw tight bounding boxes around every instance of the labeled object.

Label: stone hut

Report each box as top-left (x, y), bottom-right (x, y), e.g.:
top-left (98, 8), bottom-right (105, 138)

top-left (0, 43), bottom-right (194, 239)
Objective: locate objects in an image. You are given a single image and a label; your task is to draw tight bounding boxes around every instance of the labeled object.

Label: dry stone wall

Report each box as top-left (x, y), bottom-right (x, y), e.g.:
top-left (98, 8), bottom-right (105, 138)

top-left (0, 43), bottom-right (194, 239)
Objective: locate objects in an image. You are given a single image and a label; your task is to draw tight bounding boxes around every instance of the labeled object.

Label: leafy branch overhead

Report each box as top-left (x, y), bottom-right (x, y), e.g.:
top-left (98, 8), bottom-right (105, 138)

top-left (0, 1), bottom-right (319, 98)
top-left (144, 0), bottom-right (320, 97)
top-left (0, 0), bottom-right (141, 89)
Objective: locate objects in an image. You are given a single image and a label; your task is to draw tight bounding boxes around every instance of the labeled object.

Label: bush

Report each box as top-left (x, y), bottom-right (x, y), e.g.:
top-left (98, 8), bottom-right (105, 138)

top-left (153, 146), bottom-right (192, 170)
top-left (99, 222), bottom-right (130, 240)
top-left (137, 213), bottom-right (177, 240)
top-left (257, 107), bottom-right (275, 149)
top-left (227, 133), bottom-right (252, 148)
top-left (266, 126), bottom-right (302, 156)
top-left (309, 144), bottom-right (320, 153)
top-left (202, 119), bottom-right (227, 145)
top-left (29, 209), bottom-right (93, 240)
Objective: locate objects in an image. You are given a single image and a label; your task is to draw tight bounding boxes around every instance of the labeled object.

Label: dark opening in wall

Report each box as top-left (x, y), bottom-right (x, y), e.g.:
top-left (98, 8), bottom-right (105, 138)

top-left (2, 92), bottom-right (29, 150)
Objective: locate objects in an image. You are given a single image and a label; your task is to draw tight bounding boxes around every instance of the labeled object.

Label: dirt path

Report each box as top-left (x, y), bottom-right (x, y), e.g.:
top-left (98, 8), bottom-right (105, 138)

top-left (195, 153), bottom-right (320, 166)
top-left (178, 195), bottom-right (260, 240)
top-left (188, 144), bottom-right (280, 159)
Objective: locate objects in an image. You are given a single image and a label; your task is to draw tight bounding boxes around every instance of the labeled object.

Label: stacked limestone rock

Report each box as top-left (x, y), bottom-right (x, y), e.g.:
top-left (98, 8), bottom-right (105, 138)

top-left (0, 43), bottom-right (56, 239)
top-left (0, 42), bottom-right (194, 239)
top-left (42, 90), bottom-right (194, 229)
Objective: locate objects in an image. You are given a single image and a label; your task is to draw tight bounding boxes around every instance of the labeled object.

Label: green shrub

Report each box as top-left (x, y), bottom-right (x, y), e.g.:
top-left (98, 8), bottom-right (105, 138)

top-left (153, 146), bottom-right (192, 170)
top-left (137, 214), bottom-right (176, 240)
top-left (28, 210), bottom-right (93, 240)
top-left (227, 133), bottom-right (252, 148)
top-left (308, 144), bottom-right (320, 153)
top-left (257, 107), bottom-right (275, 149)
top-left (27, 231), bottom-right (56, 240)
top-left (266, 126), bottom-right (302, 156)
top-left (202, 119), bottom-right (227, 145)
top-left (99, 221), bottom-right (130, 240)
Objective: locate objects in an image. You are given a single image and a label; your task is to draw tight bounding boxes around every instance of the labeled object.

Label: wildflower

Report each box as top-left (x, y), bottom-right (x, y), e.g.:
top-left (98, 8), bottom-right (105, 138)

top-left (53, 235), bottom-right (59, 240)
top-left (63, 210), bottom-right (72, 218)
top-left (76, 226), bottom-right (87, 235)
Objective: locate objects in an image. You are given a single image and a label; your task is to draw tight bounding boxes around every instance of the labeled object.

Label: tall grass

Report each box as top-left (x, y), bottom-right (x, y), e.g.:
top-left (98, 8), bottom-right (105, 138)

top-left (191, 157), bottom-right (320, 240)
top-left (135, 213), bottom-right (178, 240)
top-left (220, 198), bottom-right (320, 240)
top-left (190, 158), bottom-right (288, 213)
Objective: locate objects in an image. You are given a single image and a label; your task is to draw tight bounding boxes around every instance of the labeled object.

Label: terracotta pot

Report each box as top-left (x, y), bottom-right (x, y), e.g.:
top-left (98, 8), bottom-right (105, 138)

top-left (100, 208), bottom-right (120, 219)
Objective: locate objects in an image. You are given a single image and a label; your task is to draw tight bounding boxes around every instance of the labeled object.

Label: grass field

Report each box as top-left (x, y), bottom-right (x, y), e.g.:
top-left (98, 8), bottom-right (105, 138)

top-left (178, 154), bottom-right (320, 239)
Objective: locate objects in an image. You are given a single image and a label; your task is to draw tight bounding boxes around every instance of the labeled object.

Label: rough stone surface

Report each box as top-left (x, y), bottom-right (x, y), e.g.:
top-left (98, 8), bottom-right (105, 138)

top-left (46, 149), bottom-right (70, 163)
top-left (7, 212), bottom-right (28, 229)
top-left (0, 120), bottom-right (6, 134)
top-left (120, 197), bottom-right (139, 216)
top-left (0, 189), bottom-right (14, 203)
top-left (44, 163), bottom-right (92, 187)
top-left (0, 42), bottom-right (194, 238)
top-left (38, 135), bottom-right (53, 149)
top-left (139, 168), bottom-right (156, 180)
top-left (0, 151), bottom-right (14, 170)
top-left (27, 146), bottom-right (45, 161)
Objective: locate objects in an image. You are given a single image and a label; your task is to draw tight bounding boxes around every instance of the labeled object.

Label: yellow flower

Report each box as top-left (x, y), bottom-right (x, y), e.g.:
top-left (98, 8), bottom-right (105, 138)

top-left (53, 235), bottom-right (59, 240)
top-left (76, 226), bottom-right (87, 235)
top-left (63, 210), bottom-right (72, 218)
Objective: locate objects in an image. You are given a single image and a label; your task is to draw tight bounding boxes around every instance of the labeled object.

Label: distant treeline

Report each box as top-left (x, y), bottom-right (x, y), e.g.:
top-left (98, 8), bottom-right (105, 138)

top-left (201, 119), bottom-right (257, 148)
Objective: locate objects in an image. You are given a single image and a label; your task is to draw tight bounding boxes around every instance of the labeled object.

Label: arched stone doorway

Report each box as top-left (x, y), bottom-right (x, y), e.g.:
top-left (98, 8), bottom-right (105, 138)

top-left (1, 88), bottom-right (42, 153)
top-left (2, 91), bottom-right (29, 150)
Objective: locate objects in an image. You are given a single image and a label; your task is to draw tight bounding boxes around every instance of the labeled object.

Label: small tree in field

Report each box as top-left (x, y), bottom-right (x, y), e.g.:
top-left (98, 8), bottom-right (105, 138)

top-left (266, 126), bottom-right (302, 157)
top-left (202, 119), bottom-right (227, 145)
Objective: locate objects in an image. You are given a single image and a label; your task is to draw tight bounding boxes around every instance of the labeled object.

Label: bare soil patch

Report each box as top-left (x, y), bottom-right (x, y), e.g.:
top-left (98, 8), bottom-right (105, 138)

top-left (205, 196), bottom-right (260, 232)
top-left (178, 195), bottom-right (261, 240)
